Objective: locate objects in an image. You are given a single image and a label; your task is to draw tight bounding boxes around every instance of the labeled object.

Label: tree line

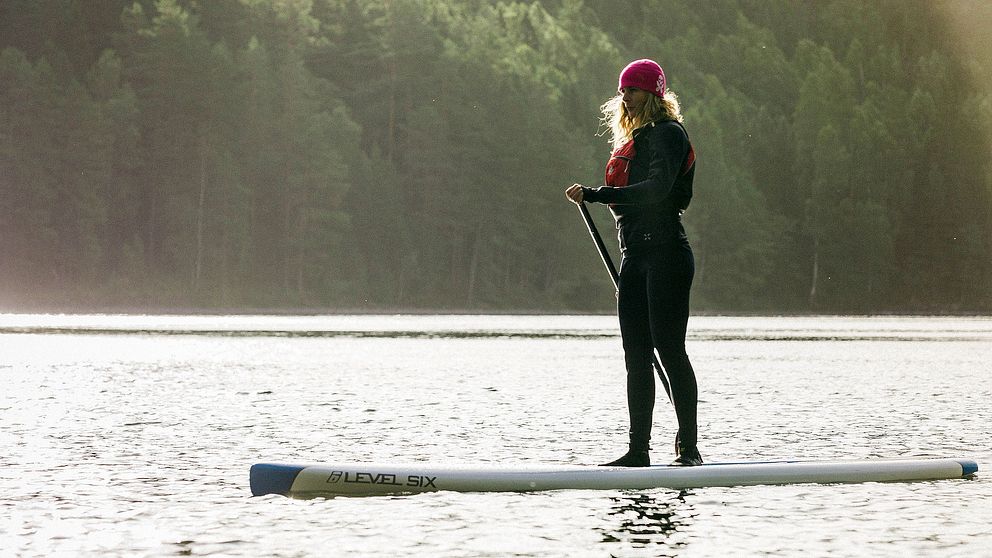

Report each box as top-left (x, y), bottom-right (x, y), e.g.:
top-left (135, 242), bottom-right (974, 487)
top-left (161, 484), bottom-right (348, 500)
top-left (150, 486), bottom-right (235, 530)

top-left (1, 0), bottom-right (990, 313)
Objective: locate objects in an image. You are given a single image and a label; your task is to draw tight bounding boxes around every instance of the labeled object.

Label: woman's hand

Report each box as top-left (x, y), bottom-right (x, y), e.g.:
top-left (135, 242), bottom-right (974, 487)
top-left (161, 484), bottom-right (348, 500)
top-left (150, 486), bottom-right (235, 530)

top-left (565, 184), bottom-right (584, 205)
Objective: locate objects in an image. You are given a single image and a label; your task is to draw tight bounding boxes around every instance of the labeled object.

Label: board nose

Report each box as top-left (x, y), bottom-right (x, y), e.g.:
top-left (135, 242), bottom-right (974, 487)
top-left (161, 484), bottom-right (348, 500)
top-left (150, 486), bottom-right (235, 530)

top-left (250, 463), bottom-right (306, 496)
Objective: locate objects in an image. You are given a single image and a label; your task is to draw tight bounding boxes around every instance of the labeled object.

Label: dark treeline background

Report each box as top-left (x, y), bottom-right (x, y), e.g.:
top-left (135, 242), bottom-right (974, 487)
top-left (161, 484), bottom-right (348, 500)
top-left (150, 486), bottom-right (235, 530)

top-left (2, 0), bottom-right (990, 313)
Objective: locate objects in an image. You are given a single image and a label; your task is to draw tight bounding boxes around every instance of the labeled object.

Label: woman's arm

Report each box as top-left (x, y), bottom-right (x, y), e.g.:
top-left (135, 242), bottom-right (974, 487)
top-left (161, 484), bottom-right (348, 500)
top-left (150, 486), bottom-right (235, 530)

top-left (583, 122), bottom-right (689, 205)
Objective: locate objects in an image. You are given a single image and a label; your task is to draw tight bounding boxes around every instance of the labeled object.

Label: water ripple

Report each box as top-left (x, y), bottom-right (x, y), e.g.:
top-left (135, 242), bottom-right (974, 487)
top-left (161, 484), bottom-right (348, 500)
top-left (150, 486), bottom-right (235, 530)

top-left (1, 315), bottom-right (990, 556)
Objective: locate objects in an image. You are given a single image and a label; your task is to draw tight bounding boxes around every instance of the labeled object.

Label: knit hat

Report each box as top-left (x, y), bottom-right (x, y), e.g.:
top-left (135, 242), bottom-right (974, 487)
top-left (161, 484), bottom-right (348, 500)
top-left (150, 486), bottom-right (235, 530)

top-left (618, 59), bottom-right (666, 97)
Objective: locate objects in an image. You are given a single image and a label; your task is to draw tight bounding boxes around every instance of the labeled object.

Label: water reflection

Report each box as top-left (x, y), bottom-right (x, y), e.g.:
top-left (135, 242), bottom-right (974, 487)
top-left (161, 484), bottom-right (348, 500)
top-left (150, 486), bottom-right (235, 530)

top-left (598, 490), bottom-right (693, 554)
top-left (4, 313), bottom-right (989, 341)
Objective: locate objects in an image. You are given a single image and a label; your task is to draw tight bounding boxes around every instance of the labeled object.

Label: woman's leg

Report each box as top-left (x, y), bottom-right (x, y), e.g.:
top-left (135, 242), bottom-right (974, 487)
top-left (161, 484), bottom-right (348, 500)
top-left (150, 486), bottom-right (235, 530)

top-left (645, 245), bottom-right (699, 453)
top-left (616, 257), bottom-right (656, 452)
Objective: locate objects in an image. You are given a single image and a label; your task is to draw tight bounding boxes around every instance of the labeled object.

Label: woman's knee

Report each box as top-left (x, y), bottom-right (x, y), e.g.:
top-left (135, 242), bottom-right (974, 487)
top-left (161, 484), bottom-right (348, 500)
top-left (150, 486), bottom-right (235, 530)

top-left (654, 341), bottom-right (687, 362)
top-left (623, 350), bottom-right (654, 377)
top-left (656, 348), bottom-right (693, 376)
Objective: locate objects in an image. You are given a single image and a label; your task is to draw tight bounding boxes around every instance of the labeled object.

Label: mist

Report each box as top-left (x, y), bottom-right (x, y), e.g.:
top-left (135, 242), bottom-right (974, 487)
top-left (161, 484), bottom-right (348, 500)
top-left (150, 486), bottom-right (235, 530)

top-left (1, 0), bottom-right (990, 314)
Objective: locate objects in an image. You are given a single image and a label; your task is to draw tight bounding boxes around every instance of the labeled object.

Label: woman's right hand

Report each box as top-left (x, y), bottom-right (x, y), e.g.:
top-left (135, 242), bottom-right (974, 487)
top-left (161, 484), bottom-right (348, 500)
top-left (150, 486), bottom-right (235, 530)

top-left (565, 184), bottom-right (584, 205)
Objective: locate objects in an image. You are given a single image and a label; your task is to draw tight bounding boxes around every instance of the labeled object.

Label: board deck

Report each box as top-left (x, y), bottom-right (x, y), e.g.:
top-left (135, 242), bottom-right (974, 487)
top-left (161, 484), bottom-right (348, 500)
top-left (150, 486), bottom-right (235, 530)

top-left (250, 457), bottom-right (978, 497)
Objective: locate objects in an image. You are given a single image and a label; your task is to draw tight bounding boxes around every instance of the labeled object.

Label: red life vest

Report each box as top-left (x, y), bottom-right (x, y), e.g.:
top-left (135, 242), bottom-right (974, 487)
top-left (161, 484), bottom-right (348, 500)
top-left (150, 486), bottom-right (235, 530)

top-left (604, 125), bottom-right (695, 187)
top-left (604, 139), bottom-right (636, 187)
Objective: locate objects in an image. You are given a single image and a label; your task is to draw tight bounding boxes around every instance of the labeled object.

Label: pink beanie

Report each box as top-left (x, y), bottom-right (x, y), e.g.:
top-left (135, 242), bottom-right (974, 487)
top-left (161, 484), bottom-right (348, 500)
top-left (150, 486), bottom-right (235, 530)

top-left (618, 59), bottom-right (666, 97)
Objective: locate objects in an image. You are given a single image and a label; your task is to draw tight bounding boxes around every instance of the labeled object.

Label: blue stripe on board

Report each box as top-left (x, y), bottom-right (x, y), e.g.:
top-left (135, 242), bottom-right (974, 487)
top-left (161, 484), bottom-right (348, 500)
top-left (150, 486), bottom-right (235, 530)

top-left (652, 459), bottom-right (982, 472)
top-left (250, 463), bottom-right (305, 496)
top-left (646, 459), bottom-right (804, 468)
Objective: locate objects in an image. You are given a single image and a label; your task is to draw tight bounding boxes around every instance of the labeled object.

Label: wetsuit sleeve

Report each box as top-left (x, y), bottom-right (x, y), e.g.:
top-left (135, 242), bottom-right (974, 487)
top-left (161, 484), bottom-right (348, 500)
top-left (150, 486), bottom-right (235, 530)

top-left (581, 123), bottom-right (688, 205)
top-left (582, 185), bottom-right (605, 203)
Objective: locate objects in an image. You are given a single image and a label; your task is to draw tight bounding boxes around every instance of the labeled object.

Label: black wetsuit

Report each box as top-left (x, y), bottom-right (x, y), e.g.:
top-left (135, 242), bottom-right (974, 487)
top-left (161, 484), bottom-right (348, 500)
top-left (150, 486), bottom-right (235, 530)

top-left (582, 119), bottom-right (698, 453)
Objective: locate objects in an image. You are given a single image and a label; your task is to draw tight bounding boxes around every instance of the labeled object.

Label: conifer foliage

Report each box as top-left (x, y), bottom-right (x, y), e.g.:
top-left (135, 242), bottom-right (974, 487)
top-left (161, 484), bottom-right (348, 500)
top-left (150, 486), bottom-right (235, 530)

top-left (1, 0), bottom-right (989, 312)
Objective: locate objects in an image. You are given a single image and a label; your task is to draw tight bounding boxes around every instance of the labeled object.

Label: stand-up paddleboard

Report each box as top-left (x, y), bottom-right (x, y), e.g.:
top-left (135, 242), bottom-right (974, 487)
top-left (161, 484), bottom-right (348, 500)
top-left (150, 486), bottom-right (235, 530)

top-left (250, 457), bottom-right (977, 497)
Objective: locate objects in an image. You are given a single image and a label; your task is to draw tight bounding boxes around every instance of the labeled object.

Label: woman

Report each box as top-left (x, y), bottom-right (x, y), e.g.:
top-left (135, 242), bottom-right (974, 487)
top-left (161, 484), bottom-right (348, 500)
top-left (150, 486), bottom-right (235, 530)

top-left (565, 59), bottom-right (701, 467)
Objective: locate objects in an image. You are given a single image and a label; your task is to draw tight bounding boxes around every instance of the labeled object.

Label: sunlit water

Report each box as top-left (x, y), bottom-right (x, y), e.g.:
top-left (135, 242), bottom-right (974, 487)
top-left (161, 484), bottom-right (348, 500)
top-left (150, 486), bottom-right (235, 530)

top-left (1, 314), bottom-right (990, 557)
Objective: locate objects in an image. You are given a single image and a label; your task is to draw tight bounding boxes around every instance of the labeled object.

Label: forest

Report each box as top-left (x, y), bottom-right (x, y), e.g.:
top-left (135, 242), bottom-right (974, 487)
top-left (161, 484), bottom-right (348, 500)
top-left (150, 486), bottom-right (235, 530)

top-left (1, 0), bottom-right (990, 313)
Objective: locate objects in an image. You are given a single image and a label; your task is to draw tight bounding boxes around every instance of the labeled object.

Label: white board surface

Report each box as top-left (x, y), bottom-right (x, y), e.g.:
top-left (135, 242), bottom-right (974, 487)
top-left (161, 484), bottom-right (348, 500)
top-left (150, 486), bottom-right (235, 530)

top-left (250, 457), bottom-right (977, 497)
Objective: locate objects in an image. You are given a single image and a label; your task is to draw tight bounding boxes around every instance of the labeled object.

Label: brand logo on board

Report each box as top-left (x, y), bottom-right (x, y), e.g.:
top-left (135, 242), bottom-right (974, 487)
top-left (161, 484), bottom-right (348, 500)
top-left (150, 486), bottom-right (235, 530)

top-left (326, 470), bottom-right (437, 488)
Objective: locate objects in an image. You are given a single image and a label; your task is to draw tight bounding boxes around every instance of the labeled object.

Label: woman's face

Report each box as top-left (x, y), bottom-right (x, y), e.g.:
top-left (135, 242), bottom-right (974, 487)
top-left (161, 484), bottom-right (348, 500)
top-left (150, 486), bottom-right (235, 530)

top-left (621, 87), bottom-right (651, 116)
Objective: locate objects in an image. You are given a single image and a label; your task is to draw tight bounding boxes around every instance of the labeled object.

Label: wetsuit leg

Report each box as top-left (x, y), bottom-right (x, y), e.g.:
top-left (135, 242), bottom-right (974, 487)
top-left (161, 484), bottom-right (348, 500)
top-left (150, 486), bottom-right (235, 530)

top-left (616, 256), bottom-right (656, 450)
top-left (644, 244), bottom-right (698, 449)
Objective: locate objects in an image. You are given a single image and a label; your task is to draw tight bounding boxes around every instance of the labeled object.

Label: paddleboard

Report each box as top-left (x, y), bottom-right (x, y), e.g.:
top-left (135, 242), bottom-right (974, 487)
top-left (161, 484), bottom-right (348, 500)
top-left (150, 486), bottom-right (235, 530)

top-left (250, 457), bottom-right (977, 497)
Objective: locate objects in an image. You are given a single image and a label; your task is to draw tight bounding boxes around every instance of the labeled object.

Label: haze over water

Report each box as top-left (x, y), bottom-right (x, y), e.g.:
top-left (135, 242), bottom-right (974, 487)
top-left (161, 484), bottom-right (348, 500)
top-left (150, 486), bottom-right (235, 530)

top-left (2, 314), bottom-right (990, 556)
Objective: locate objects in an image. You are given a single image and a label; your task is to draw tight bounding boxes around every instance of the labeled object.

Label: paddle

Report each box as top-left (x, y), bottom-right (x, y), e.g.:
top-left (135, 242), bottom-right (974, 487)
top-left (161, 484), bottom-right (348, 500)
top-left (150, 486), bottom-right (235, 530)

top-left (576, 201), bottom-right (674, 406)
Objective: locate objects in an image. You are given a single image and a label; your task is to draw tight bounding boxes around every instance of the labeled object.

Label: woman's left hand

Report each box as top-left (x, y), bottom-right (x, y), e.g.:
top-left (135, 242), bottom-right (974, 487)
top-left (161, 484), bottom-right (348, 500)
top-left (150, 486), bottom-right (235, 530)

top-left (565, 184), bottom-right (584, 205)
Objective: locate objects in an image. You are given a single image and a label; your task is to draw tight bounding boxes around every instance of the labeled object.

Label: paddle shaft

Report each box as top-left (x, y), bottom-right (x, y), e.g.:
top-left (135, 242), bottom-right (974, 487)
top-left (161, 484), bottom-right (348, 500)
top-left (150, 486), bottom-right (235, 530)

top-left (577, 202), bottom-right (673, 405)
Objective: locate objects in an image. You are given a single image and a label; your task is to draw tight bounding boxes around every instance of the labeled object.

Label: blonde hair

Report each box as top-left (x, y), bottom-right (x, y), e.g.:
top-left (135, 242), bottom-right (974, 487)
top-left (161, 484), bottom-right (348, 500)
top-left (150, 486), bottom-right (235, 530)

top-left (600, 90), bottom-right (683, 151)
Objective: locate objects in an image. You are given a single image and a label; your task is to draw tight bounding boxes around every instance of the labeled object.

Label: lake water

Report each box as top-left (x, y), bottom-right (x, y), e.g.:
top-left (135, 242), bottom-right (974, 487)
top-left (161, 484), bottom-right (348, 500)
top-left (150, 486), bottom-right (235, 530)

top-left (2, 314), bottom-right (990, 557)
